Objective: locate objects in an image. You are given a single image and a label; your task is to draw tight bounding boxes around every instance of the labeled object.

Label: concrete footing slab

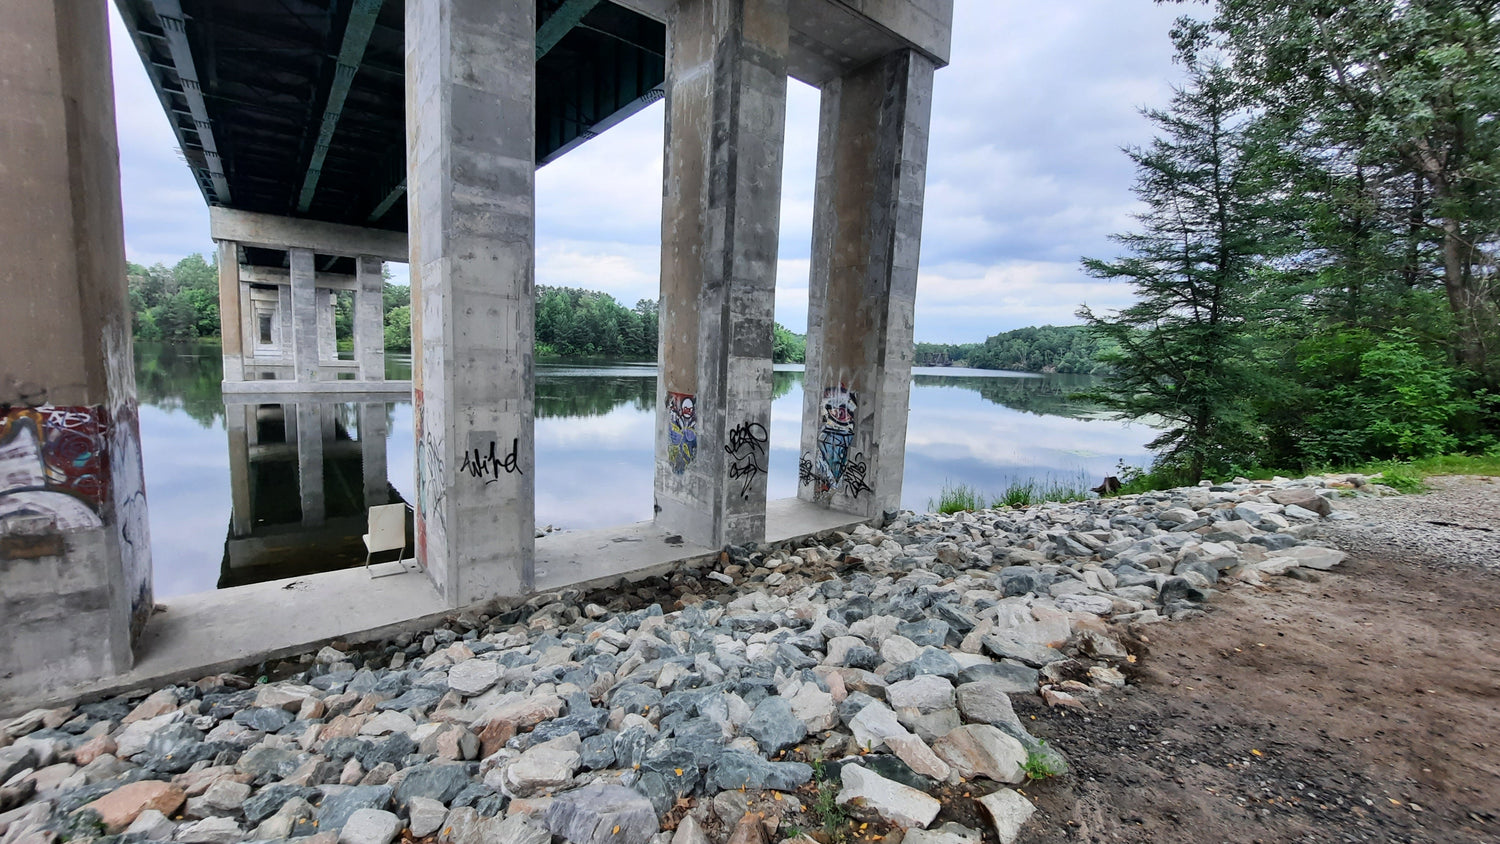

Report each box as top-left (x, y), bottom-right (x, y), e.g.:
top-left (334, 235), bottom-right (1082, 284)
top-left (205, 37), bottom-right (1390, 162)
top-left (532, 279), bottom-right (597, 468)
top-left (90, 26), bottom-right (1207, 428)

top-left (220, 380), bottom-right (412, 396)
top-left (1, 498), bottom-right (867, 716)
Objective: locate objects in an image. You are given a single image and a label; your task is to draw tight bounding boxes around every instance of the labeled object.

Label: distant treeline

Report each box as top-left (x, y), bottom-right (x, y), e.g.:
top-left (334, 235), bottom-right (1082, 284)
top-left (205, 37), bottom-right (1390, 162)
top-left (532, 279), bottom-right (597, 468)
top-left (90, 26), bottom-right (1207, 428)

top-left (914, 325), bottom-right (1113, 375)
top-left (126, 259), bottom-right (806, 364)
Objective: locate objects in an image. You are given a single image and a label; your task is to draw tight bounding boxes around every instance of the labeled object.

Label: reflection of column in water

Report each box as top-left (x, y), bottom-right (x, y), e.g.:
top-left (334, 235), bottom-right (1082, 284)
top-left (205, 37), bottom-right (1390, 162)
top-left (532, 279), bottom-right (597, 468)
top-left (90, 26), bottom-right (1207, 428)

top-left (359, 402), bottom-right (389, 507)
top-left (225, 403), bottom-right (253, 538)
top-left (295, 403), bottom-right (325, 526)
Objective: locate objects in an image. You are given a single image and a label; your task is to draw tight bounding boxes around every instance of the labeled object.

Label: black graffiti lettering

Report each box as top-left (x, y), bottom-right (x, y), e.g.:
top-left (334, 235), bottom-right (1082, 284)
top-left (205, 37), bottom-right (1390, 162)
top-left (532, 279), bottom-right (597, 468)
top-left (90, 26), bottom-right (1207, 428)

top-left (723, 421), bottom-right (768, 500)
top-left (460, 437), bottom-right (523, 482)
top-left (797, 453), bottom-right (814, 486)
top-left (840, 452), bottom-right (873, 498)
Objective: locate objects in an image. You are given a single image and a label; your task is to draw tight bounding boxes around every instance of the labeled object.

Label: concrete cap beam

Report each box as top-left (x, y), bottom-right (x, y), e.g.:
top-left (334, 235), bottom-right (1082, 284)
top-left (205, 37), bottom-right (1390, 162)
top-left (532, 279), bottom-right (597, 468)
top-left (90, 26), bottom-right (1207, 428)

top-left (210, 207), bottom-right (408, 262)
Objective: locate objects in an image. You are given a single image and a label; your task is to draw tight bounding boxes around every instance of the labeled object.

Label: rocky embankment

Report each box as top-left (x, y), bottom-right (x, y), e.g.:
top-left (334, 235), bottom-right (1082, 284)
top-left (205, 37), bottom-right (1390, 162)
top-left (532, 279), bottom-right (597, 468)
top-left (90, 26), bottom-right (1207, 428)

top-left (0, 475), bottom-right (1389, 844)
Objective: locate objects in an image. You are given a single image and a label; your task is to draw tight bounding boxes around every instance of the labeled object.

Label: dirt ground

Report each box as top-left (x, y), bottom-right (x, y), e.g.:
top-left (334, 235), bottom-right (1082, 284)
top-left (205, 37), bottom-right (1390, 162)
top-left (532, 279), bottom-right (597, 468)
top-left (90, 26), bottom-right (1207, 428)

top-left (1013, 477), bottom-right (1500, 844)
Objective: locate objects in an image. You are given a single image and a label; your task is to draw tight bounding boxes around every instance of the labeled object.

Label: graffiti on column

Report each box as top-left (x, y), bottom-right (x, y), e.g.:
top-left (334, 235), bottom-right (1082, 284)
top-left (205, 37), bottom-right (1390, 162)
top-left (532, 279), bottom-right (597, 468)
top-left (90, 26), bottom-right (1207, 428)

top-left (666, 392), bottom-right (697, 474)
top-left (414, 389), bottom-right (448, 569)
top-left (460, 437), bottom-right (522, 482)
top-left (0, 405), bottom-right (112, 531)
top-left (800, 383), bottom-right (871, 500)
top-left (724, 420), bottom-right (768, 500)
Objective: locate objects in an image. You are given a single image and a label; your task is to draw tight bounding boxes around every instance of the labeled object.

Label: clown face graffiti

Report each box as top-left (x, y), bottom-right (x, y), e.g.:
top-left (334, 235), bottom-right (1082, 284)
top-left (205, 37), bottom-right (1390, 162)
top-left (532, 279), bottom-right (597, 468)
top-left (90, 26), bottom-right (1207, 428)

top-left (666, 392), bottom-right (697, 474)
top-left (812, 383), bottom-right (857, 497)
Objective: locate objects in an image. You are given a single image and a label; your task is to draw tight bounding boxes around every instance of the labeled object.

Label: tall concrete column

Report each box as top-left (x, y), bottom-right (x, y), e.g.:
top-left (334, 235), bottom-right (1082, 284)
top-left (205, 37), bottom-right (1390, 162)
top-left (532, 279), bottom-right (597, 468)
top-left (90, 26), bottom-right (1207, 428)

top-left (654, 0), bottom-right (788, 549)
top-left (359, 403), bottom-right (388, 508)
top-left (317, 289), bottom-right (338, 364)
top-left (406, 0), bottom-right (536, 604)
top-left (277, 284), bottom-right (294, 367)
top-left (0, 0), bottom-right (152, 703)
top-left (290, 248), bottom-right (319, 382)
top-left (799, 49), bottom-right (935, 518)
top-left (217, 241), bottom-right (244, 381)
top-left (295, 402), bottom-right (325, 527)
top-left (355, 256), bottom-right (385, 381)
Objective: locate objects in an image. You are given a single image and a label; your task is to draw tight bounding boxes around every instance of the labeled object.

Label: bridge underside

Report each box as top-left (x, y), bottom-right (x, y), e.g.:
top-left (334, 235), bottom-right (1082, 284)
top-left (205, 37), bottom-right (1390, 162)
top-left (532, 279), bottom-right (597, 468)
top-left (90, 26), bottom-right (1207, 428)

top-left (0, 0), bottom-right (951, 709)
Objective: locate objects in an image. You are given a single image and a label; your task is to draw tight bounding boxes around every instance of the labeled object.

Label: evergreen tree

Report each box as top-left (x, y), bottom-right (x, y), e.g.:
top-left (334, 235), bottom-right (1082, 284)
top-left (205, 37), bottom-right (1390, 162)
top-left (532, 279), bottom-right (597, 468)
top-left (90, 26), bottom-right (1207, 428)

top-left (1079, 46), bottom-right (1271, 482)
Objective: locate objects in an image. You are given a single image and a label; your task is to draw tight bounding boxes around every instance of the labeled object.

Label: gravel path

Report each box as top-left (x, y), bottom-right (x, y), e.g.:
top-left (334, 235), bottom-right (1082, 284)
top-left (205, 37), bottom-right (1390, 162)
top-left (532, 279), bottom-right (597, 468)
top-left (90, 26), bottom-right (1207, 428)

top-left (1318, 474), bottom-right (1500, 572)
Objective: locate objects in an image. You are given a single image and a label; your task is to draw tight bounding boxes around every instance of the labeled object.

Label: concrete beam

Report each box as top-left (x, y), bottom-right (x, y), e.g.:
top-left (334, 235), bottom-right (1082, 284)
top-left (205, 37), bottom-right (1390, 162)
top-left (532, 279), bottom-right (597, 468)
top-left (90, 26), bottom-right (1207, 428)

top-left (240, 265), bottom-right (358, 290)
top-left (297, 0), bottom-right (385, 212)
top-left (150, 0), bottom-right (230, 201)
top-left (209, 207), bottom-right (408, 262)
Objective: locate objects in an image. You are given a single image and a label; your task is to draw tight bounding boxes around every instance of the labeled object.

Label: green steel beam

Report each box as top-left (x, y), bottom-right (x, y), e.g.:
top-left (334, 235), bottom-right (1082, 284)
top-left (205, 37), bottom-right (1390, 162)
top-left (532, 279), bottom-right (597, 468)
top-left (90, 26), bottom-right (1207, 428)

top-left (297, 0), bottom-right (383, 213)
top-left (367, 179), bottom-right (405, 224)
top-left (536, 0), bottom-right (603, 60)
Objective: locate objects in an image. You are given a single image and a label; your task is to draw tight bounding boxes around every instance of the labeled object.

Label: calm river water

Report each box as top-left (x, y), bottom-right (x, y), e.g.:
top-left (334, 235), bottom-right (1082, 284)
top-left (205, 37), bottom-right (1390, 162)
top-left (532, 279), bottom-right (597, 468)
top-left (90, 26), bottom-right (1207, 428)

top-left (133, 341), bottom-right (1155, 597)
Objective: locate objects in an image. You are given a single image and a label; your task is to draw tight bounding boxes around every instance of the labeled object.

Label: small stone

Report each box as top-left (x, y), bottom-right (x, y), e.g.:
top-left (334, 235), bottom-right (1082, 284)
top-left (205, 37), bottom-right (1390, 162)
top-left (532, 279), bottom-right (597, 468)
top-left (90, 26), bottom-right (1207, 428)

top-left (337, 808), bottom-right (400, 844)
top-left (72, 735), bottom-right (117, 767)
top-left (544, 783), bottom-right (658, 844)
top-left (124, 808), bottom-right (177, 840)
top-left (500, 733), bottom-right (581, 796)
top-left (836, 763), bottom-right (940, 829)
top-left (447, 660), bottom-right (502, 697)
top-left (173, 815), bottom-right (246, 844)
top-left (976, 788), bottom-right (1036, 844)
top-left (123, 689), bottom-right (179, 724)
top-left (406, 796), bottom-right (447, 837)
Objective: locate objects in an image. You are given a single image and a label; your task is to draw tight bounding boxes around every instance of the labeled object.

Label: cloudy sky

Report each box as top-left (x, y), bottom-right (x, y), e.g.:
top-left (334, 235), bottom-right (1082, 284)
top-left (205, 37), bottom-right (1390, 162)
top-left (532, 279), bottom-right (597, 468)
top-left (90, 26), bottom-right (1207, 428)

top-left (109, 1), bottom-right (1191, 344)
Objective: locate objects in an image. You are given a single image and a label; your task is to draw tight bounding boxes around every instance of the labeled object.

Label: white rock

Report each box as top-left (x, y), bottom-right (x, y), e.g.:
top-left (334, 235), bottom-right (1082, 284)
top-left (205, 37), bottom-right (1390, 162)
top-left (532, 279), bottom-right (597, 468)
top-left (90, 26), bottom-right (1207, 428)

top-left (785, 683), bottom-right (838, 733)
top-left (406, 797), bottom-right (448, 838)
top-left (338, 808), bottom-right (400, 844)
top-left (1266, 545), bottom-right (1346, 570)
top-left (836, 763), bottom-right (940, 829)
top-left (447, 660), bottom-right (501, 696)
top-left (125, 809), bottom-right (176, 841)
top-left (977, 788), bottom-right (1036, 844)
top-left (887, 675), bottom-right (955, 713)
top-left (114, 712), bottom-right (186, 759)
top-left (880, 635), bottom-right (922, 665)
top-left (932, 725), bottom-right (1027, 783)
top-left (500, 733), bottom-right (582, 796)
top-left (173, 815), bottom-right (245, 844)
top-left (904, 823), bottom-right (982, 844)
top-left (359, 711), bottom-right (417, 737)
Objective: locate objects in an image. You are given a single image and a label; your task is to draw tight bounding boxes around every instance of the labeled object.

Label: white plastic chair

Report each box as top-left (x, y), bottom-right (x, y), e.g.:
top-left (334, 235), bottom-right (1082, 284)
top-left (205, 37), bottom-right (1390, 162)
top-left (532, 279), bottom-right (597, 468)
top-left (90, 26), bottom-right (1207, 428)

top-left (363, 503), bottom-right (409, 578)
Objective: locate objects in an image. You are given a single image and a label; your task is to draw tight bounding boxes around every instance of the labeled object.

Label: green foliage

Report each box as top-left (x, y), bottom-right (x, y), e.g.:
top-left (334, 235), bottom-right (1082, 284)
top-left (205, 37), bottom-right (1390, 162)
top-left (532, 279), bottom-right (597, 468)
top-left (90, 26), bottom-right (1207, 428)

top-left (773, 322), bottom-right (807, 363)
top-left (127, 254), bottom-right (222, 342)
top-left (383, 304), bottom-right (412, 352)
top-left (930, 482), bottom-right (984, 514)
top-left (915, 324), bottom-right (1113, 374)
top-left (1022, 742), bottom-right (1066, 782)
top-left (994, 472), bottom-right (1093, 508)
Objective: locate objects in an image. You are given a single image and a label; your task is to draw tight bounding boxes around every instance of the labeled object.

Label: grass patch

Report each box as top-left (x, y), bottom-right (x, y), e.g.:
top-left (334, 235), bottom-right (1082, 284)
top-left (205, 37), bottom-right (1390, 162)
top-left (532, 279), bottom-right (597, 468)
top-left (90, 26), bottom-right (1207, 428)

top-left (1102, 452), bottom-right (1500, 499)
top-left (930, 482), bottom-right (984, 514)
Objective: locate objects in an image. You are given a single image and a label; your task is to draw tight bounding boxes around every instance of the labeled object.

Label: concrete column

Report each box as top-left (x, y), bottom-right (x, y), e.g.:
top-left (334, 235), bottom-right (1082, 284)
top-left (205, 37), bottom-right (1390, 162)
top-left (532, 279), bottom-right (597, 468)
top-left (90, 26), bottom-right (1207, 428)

top-left (277, 284), bottom-right (294, 366)
top-left (799, 49), bottom-right (935, 518)
top-left (406, 0), bottom-right (536, 604)
top-left (226, 404), bottom-right (253, 537)
top-left (355, 256), bottom-right (385, 380)
top-left (295, 402), bottom-right (325, 527)
top-left (654, 0), bottom-right (788, 549)
top-left (359, 403), bottom-right (389, 507)
top-left (217, 241), bottom-right (244, 381)
top-left (317, 289), bottom-right (337, 364)
top-left (0, 0), bottom-right (152, 704)
top-left (290, 248), bottom-right (319, 382)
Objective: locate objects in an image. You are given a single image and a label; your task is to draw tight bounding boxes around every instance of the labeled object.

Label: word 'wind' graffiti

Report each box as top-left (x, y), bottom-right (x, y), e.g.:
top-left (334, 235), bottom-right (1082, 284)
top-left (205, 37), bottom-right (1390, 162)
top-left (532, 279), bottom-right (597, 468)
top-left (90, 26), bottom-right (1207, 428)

top-left (724, 420), bottom-right (768, 500)
top-left (0, 405), bottom-right (112, 531)
top-left (460, 437), bottom-right (523, 482)
top-left (801, 383), bottom-right (872, 500)
top-left (666, 392), bottom-right (697, 474)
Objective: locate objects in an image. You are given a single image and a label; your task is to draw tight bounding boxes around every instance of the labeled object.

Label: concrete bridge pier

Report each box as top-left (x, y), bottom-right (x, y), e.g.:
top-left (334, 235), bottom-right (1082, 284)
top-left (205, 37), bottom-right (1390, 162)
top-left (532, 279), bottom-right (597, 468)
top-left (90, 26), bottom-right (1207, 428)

top-left (799, 49), bottom-right (936, 519)
top-left (405, 0), bottom-right (537, 605)
top-left (210, 209), bottom-right (405, 389)
top-left (653, 0), bottom-right (789, 550)
top-left (0, 0), bottom-right (152, 699)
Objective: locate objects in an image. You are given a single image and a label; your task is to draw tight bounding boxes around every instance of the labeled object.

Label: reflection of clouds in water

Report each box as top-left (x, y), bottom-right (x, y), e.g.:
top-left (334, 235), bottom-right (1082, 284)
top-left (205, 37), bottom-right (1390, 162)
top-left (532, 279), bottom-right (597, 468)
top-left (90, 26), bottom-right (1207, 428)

top-left (138, 405), bottom-right (231, 597)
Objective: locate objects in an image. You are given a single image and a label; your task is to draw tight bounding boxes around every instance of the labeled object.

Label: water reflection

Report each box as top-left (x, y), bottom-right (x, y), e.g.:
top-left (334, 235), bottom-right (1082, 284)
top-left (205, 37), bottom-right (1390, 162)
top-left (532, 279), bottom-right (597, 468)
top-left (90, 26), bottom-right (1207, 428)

top-left (133, 343), bottom-right (1155, 598)
top-left (221, 399), bottom-right (410, 588)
